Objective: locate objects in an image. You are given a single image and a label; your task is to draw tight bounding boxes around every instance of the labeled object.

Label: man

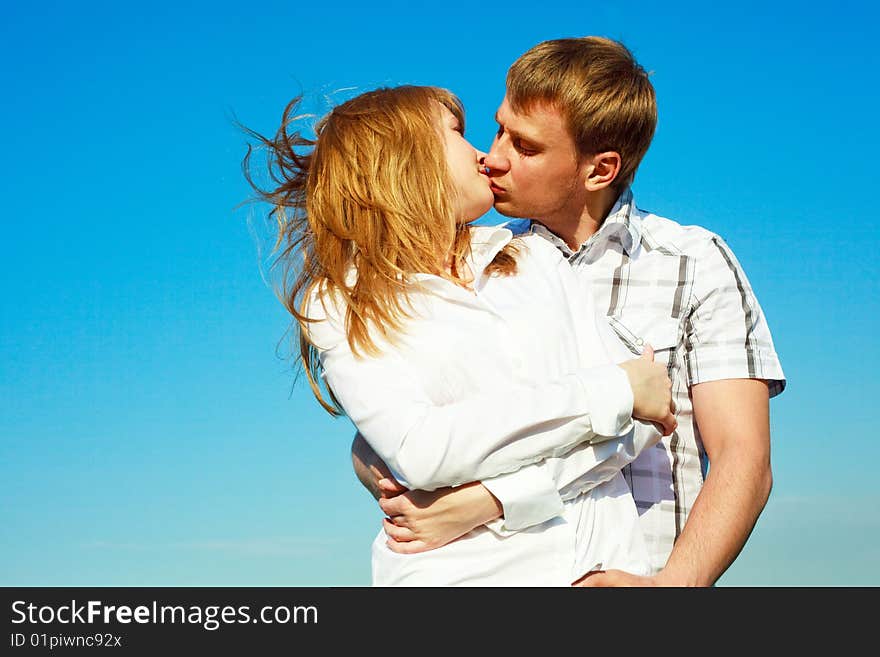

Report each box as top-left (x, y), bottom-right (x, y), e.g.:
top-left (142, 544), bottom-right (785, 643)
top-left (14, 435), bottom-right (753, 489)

top-left (353, 36), bottom-right (785, 586)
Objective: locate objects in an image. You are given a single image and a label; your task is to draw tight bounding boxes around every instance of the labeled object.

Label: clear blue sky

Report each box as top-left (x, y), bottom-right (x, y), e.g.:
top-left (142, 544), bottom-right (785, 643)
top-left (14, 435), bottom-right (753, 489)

top-left (2, 0), bottom-right (877, 586)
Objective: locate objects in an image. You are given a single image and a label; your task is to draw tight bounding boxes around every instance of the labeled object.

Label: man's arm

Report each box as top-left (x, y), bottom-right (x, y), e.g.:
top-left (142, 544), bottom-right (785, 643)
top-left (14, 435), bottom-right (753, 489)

top-left (578, 378), bottom-right (771, 587)
top-left (580, 233), bottom-right (784, 587)
top-left (353, 432), bottom-right (506, 552)
top-left (659, 378), bottom-right (772, 585)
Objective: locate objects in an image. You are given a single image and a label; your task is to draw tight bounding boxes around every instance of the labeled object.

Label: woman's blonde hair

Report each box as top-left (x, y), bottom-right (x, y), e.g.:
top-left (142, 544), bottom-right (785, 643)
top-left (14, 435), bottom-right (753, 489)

top-left (244, 85), bottom-right (517, 414)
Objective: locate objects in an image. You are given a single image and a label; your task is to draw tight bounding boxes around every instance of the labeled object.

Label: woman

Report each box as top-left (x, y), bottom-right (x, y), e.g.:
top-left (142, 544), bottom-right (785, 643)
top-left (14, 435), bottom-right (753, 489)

top-left (245, 85), bottom-right (671, 585)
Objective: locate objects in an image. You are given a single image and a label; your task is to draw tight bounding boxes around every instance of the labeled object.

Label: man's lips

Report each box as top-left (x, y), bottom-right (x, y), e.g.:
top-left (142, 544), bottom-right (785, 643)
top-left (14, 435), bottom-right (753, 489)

top-left (489, 181), bottom-right (505, 194)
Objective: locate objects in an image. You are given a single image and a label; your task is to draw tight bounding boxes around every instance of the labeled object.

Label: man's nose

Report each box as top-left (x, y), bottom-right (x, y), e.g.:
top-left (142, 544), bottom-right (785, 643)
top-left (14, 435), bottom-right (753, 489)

top-left (482, 141), bottom-right (509, 174)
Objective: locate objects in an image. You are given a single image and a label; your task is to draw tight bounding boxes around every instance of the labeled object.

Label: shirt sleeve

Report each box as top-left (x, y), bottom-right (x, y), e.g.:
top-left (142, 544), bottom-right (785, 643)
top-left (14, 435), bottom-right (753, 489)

top-left (483, 421), bottom-right (662, 534)
top-left (307, 291), bottom-right (634, 492)
top-left (684, 235), bottom-right (786, 397)
top-left (481, 365), bottom-right (653, 532)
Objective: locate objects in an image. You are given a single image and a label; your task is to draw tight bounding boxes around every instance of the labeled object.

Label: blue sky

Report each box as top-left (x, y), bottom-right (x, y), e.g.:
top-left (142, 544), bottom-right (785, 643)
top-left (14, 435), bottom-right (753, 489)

top-left (1, 0), bottom-right (877, 586)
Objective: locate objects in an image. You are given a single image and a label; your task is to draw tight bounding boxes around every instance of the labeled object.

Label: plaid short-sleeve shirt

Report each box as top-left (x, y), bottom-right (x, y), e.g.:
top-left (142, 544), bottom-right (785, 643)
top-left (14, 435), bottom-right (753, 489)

top-left (528, 188), bottom-right (786, 572)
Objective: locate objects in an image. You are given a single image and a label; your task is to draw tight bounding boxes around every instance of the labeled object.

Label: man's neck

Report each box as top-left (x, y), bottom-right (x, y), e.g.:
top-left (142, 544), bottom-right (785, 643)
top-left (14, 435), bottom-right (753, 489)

top-left (542, 187), bottom-right (620, 251)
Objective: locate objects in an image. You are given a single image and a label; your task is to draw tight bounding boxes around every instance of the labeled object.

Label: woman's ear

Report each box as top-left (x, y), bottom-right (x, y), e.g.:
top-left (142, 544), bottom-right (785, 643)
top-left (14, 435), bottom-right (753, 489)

top-left (583, 151), bottom-right (622, 191)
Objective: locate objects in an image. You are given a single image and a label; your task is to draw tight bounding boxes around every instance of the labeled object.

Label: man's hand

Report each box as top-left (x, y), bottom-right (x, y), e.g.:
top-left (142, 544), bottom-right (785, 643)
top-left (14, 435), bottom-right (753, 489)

top-left (572, 570), bottom-right (659, 587)
top-left (618, 344), bottom-right (677, 435)
top-left (351, 433), bottom-right (503, 552)
top-left (379, 482), bottom-right (503, 554)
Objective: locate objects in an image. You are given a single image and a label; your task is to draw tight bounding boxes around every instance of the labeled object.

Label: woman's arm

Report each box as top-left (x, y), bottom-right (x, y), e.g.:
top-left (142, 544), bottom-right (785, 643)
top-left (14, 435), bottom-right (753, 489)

top-left (320, 332), bottom-right (633, 491)
top-left (358, 415), bottom-right (662, 553)
top-left (308, 288), bottom-right (635, 492)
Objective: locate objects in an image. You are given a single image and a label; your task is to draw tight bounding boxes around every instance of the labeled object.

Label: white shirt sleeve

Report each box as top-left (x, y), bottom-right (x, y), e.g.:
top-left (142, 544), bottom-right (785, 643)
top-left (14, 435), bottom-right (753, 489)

top-left (307, 290), bottom-right (634, 492)
top-left (482, 420), bottom-right (661, 533)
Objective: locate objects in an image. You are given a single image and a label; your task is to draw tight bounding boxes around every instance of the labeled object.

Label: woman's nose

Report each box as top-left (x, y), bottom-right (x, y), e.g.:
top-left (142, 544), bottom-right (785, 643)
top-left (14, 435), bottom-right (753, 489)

top-left (477, 151), bottom-right (490, 173)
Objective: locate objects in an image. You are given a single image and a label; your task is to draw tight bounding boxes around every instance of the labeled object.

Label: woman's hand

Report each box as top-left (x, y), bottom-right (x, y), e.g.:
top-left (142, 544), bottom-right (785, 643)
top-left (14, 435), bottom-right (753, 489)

top-left (378, 481), bottom-right (503, 554)
top-left (351, 433), bottom-right (396, 501)
top-left (618, 344), bottom-right (677, 436)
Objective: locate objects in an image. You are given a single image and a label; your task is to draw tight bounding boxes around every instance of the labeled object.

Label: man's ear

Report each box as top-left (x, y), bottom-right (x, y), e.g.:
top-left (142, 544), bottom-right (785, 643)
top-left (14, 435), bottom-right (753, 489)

top-left (583, 151), bottom-right (622, 191)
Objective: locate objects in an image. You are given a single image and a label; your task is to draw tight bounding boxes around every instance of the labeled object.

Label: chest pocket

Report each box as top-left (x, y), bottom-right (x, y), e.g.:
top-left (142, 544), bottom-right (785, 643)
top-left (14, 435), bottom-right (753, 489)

top-left (606, 316), bottom-right (681, 362)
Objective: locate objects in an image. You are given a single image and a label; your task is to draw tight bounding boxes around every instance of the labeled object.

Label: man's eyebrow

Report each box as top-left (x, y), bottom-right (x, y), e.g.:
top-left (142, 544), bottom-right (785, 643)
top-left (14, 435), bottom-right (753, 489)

top-left (495, 116), bottom-right (540, 144)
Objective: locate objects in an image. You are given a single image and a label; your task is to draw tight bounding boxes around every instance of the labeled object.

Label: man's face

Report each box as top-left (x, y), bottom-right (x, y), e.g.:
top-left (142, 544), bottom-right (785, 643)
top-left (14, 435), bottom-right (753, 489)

top-left (484, 95), bottom-right (587, 225)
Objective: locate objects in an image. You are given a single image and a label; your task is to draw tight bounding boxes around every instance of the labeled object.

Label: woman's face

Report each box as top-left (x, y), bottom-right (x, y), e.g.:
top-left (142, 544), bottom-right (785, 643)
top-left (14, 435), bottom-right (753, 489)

top-left (439, 104), bottom-right (494, 223)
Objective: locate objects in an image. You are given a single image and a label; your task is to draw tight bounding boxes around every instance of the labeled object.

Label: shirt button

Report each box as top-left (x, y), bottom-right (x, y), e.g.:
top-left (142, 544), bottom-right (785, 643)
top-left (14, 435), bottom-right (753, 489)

top-left (635, 338), bottom-right (644, 346)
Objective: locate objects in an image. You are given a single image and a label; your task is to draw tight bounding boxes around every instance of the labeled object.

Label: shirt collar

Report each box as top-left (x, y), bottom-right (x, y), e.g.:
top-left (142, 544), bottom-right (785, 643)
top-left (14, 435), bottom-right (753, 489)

top-left (597, 187), bottom-right (641, 256)
top-left (467, 224), bottom-right (514, 274)
top-left (530, 187), bottom-right (642, 259)
top-left (408, 224), bottom-right (513, 283)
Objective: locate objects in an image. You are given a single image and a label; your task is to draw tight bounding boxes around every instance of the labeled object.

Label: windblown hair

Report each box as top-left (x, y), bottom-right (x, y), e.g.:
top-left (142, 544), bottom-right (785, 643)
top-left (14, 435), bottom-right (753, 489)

top-left (243, 85), bottom-right (517, 414)
top-left (507, 37), bottom-right (657, 189)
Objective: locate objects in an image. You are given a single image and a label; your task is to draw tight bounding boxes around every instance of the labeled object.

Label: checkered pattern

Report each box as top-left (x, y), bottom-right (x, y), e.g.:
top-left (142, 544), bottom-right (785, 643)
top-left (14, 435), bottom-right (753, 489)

top-left (528, 188), bottom-right (786, 572)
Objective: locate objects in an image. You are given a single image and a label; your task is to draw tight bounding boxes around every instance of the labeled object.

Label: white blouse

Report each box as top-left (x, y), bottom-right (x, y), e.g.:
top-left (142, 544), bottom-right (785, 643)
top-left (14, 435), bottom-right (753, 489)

top-left (306, 225), bottom-right (656, 585)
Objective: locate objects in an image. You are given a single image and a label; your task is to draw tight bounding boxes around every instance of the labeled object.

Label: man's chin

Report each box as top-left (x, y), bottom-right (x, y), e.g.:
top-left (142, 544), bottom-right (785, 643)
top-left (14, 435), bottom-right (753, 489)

top-left (492, 200), bottom-right (528, 219)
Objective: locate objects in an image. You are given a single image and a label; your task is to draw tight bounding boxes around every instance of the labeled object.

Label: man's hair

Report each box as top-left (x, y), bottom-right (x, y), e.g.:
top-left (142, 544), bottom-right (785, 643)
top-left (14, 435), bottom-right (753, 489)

top-left (507, 37), bottom-right (657, 188)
